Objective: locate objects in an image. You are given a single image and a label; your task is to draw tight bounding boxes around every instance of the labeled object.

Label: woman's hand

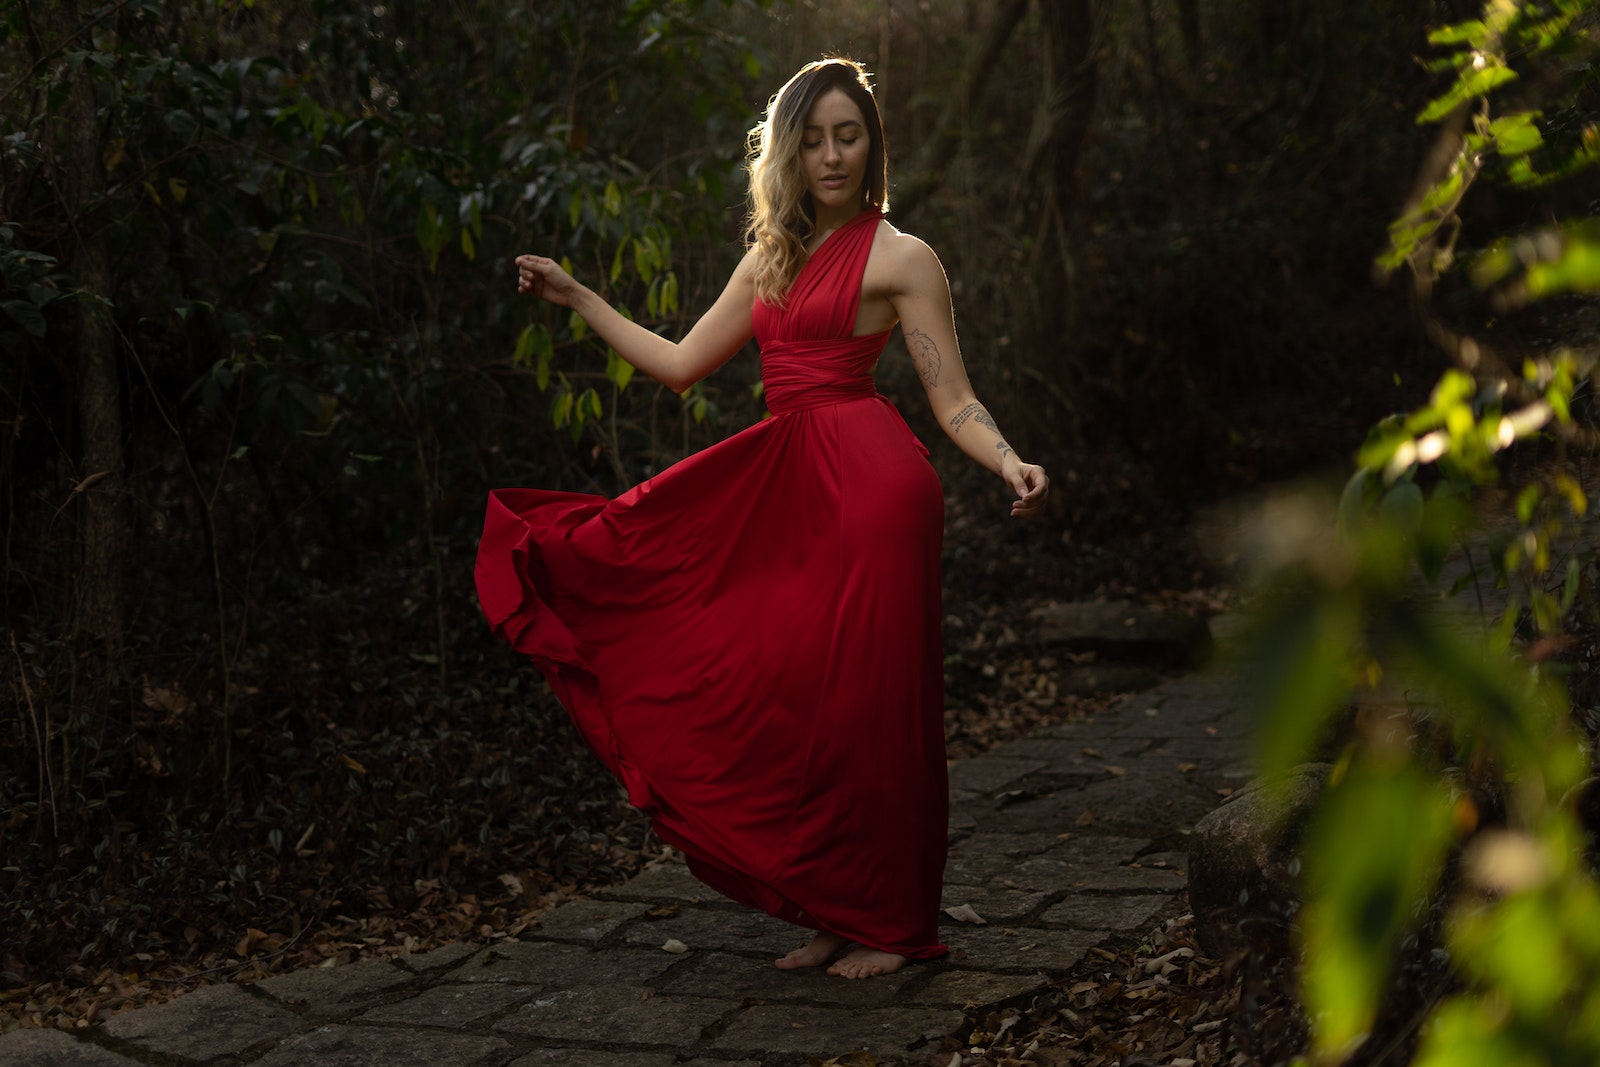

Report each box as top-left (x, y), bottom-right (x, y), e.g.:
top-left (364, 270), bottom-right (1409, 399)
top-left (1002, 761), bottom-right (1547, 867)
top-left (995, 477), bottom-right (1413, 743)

top-left (515, 254), bottom-right (584, 308)
top-left (1003, 456), bottom-right (1049, 519)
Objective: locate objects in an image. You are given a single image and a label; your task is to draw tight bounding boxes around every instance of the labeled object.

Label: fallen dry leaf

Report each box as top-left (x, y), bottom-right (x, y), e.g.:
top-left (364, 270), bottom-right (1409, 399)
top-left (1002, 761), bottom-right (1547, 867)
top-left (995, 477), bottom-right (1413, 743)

top-left (944, 903), bottom-right (989, 925)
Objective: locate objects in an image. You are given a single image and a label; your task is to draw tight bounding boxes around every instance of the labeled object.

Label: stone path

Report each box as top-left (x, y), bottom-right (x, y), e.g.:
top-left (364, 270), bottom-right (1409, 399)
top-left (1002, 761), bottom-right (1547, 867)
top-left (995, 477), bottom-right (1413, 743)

top-left (0, 643), bottom-right (1251, 1067)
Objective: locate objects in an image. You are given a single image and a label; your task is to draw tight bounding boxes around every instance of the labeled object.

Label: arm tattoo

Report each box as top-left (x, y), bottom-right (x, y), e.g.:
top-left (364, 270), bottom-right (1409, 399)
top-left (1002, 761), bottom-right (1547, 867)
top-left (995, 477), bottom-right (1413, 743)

top-left (950, 402), bottom-right (1004, 441)
top-left (905, 327), bottom-right (942, 388)
top-left (949, 402), bottom-right (983, 431)
top-left (950, 400), bottom-right (1018, 462)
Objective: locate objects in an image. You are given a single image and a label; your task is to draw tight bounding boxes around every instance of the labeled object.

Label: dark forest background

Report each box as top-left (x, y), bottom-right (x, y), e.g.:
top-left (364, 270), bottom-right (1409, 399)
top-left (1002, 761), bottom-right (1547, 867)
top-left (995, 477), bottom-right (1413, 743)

top-left (5, 0), bottom-right (1580, 1016)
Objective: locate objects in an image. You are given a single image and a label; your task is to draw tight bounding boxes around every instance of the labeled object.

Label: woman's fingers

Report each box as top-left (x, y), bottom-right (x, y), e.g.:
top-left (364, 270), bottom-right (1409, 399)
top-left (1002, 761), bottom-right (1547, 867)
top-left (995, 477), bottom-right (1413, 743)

top-left (515, 255), bottom-right (556, 299)
top-left (1009, 464), bottom-right (1048, 518)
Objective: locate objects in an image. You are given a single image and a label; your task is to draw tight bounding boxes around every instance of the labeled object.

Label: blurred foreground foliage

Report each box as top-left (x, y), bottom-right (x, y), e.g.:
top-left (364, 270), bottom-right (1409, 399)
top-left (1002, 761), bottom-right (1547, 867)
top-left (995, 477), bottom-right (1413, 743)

top-left (1244, 2), bottom-right (1600, 1063)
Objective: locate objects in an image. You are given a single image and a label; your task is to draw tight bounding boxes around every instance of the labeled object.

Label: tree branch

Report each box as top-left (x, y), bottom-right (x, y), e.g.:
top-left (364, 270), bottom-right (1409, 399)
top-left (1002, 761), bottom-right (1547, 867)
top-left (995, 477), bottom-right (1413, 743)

top-left (891, 0), bottom-right (1029, 219)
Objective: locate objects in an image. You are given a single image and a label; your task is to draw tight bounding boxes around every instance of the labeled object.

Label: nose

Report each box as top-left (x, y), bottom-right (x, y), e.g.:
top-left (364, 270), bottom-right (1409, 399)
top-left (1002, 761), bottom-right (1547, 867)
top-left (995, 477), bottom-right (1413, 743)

top-left (823, 137), bottom-right (842, 163)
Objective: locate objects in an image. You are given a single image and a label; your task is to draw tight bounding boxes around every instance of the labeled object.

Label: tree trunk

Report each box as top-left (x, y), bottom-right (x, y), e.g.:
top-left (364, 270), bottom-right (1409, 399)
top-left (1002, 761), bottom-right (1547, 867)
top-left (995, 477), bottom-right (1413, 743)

top-left (1175, 0), bottom-right (1202, 69)
top-left (40, 0), bottom-right (127, 657)
top-left (891, 0), bottom-right (1029, 219)
top-left (1014, 0), bottom-right (1103, 444)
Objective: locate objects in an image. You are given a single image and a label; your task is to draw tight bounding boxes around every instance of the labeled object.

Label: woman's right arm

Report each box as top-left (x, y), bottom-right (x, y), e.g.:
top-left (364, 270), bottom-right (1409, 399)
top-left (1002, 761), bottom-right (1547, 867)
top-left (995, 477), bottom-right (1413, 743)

top-left (515, 249), bottom-right (757, 393)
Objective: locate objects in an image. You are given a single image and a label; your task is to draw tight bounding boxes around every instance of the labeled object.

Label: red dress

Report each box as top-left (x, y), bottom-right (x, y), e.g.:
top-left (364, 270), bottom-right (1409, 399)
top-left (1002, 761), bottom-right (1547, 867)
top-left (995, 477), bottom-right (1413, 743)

top-left (475, 209), bottom-right (947, 958)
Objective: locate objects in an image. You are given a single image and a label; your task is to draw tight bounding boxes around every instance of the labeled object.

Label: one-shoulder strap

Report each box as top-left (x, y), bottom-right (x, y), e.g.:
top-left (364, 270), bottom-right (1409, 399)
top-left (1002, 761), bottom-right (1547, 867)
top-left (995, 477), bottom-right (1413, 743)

top-left (756, 210), bottom-right (882, 344)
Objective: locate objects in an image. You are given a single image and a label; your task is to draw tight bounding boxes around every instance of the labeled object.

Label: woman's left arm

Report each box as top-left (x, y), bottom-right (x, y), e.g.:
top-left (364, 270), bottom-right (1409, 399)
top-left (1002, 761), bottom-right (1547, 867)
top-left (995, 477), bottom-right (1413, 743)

top-left (888, 236), bottom-right (1050, 519)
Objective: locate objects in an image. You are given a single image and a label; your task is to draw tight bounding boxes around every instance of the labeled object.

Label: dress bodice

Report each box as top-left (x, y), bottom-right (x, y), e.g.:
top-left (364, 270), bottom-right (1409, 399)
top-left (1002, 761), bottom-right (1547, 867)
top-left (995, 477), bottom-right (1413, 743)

top-left (752, 210), bottom-right (890, 414)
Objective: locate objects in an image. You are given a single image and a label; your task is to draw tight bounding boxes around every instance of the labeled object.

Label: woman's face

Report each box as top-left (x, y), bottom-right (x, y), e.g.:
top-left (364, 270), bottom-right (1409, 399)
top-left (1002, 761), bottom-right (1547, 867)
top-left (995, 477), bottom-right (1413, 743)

top-left (799, 87), bottom-right (870, 217)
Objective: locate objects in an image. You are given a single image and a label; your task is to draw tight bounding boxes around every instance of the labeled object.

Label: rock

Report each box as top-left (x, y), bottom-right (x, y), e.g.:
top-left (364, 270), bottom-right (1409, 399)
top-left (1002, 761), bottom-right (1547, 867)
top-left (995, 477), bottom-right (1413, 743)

top-left (1057, 663), bottom-right (1166, 695)
top-left (1185, 763), bottom-right (1330, 959)
top-left (1027, 601), bottom-right (1211, 666)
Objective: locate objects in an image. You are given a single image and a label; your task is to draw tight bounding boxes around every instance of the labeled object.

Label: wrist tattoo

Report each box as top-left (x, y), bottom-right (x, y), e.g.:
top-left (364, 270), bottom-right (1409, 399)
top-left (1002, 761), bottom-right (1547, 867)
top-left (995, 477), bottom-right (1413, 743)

top-left (996, 441), bottom-right (1015, 461)
top-left (906, 328), bottom-right (942, 389)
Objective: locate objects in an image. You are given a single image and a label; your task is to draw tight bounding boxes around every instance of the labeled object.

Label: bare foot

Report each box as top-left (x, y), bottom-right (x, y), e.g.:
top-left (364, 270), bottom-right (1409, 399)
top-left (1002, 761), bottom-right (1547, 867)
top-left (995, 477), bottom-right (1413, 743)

top-left (826, 947), bottom-right (908, 979)
top-left (774, 930), bottom-right (849, 970)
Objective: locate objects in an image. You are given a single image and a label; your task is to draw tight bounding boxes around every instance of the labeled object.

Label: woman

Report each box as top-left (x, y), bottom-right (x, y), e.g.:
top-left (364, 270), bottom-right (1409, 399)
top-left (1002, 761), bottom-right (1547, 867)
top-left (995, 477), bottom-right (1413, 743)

top-left (478, 57), bottom-right (1048, 979)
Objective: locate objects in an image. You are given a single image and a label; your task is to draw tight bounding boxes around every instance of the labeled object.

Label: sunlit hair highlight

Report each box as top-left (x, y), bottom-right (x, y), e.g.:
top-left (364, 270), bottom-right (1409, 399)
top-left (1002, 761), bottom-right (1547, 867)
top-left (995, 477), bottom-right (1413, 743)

top-left (745, 57), bottom-right (888, 307)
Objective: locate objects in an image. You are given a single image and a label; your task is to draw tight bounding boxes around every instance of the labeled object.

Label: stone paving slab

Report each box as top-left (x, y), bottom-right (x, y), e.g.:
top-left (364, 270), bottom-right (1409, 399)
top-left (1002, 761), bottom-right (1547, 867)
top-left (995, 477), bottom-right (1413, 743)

top-left (444, 940), bottom-right (679, 988)
top-left (398, 940), bottom-right (481, 973)
top-left (1040, 893), bottom-right (1171, 930)
top-left (490, 986), bottom-right (731, 1046)
top-left (1071, 864), bottom-right (1190, 893)
top-left (252, 1024), bottom-right (512, 1067)
top-left (944, 926), bottom-right (1109, 973)
top-left (255, 956), bottom-right (416, 1019)
top-left (356, 982), bottom-right (537, 1027)
top-left (4, 661), bottom-right (1250, 1067)
top-left (509, 1052), bottom-right (680, 1067)
top-left (99, 982), bottom-right (300, 1061)
top-left (526, 899), bottom-right (653, 943)
top-left (594, 863), bottom-right (710, 903)
top-left (911, 969), bottom-right (1051, 1008)
top-left (662, 953), bottom-right (913, 1007)
top-left (509, 1054), bottom-right (760, 1067)
top-left (0, 1027), bottom-right (142, 1067)
top-left (617, 905), bottom-right (799, 958)
top-left (939, 882), bottom-right (1054, 923)
top-left (947, 757), bottom-right (1050, 794)
top-left (711, 1003), bottom-right (964, 1057)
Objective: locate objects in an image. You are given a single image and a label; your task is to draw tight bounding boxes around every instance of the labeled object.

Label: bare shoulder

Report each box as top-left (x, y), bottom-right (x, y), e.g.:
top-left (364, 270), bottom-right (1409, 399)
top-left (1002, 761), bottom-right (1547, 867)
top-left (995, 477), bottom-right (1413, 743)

top-left (731, 244), bottom-right (760, 279)
top-left (715, 244), bottom-right (758, 298)
top-left (871, 221), bottom-right (948, 296)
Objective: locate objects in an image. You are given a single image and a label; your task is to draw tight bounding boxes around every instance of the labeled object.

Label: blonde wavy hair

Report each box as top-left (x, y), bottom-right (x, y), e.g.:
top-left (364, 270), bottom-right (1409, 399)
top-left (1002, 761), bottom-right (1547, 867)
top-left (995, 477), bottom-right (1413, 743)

top-left (745, 58), bottom-right (889, 307)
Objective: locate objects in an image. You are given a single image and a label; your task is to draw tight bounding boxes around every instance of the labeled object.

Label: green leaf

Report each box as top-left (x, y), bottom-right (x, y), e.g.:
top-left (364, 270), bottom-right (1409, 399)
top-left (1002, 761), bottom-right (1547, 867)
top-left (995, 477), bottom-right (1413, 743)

top-left (512, 323), bottom-right (537, 366)
top-left (1381, 600), bottom-right (1558, 776)
top-left (550, 389), bottom-right (573, 428)
top-left (605, 349), bottom-right (635, 390)
top-left (610, 237), bottom-right (629, 284)
top-left (1516, 483), bottom-right (1543, 524)
top-left (2, 300), bottom-right (46, 337)
top-left (634, 231), bottom-right (658, 283)
top-left (1247, 591), bottom-right (1358, 779)
top-left (1418, 65), bottom-right (1519, 124)
top-left (1426, 20), bottom-right (1488, 47)
top-left (1300, 763), bottom-right (1454, 1059)
top-left (1379, 482), bottom-right (1424, 536)
top-left (1489, 112), bottom-right (1544, 157)
top-left (1524, 236), bottom-right (1600, 299)
top-left (535, 340), bottom-right (554, 392)
top-left (661, 271), bottom-right (679, 315)
top-left (1338, 470), bottom-right (1376, 533)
